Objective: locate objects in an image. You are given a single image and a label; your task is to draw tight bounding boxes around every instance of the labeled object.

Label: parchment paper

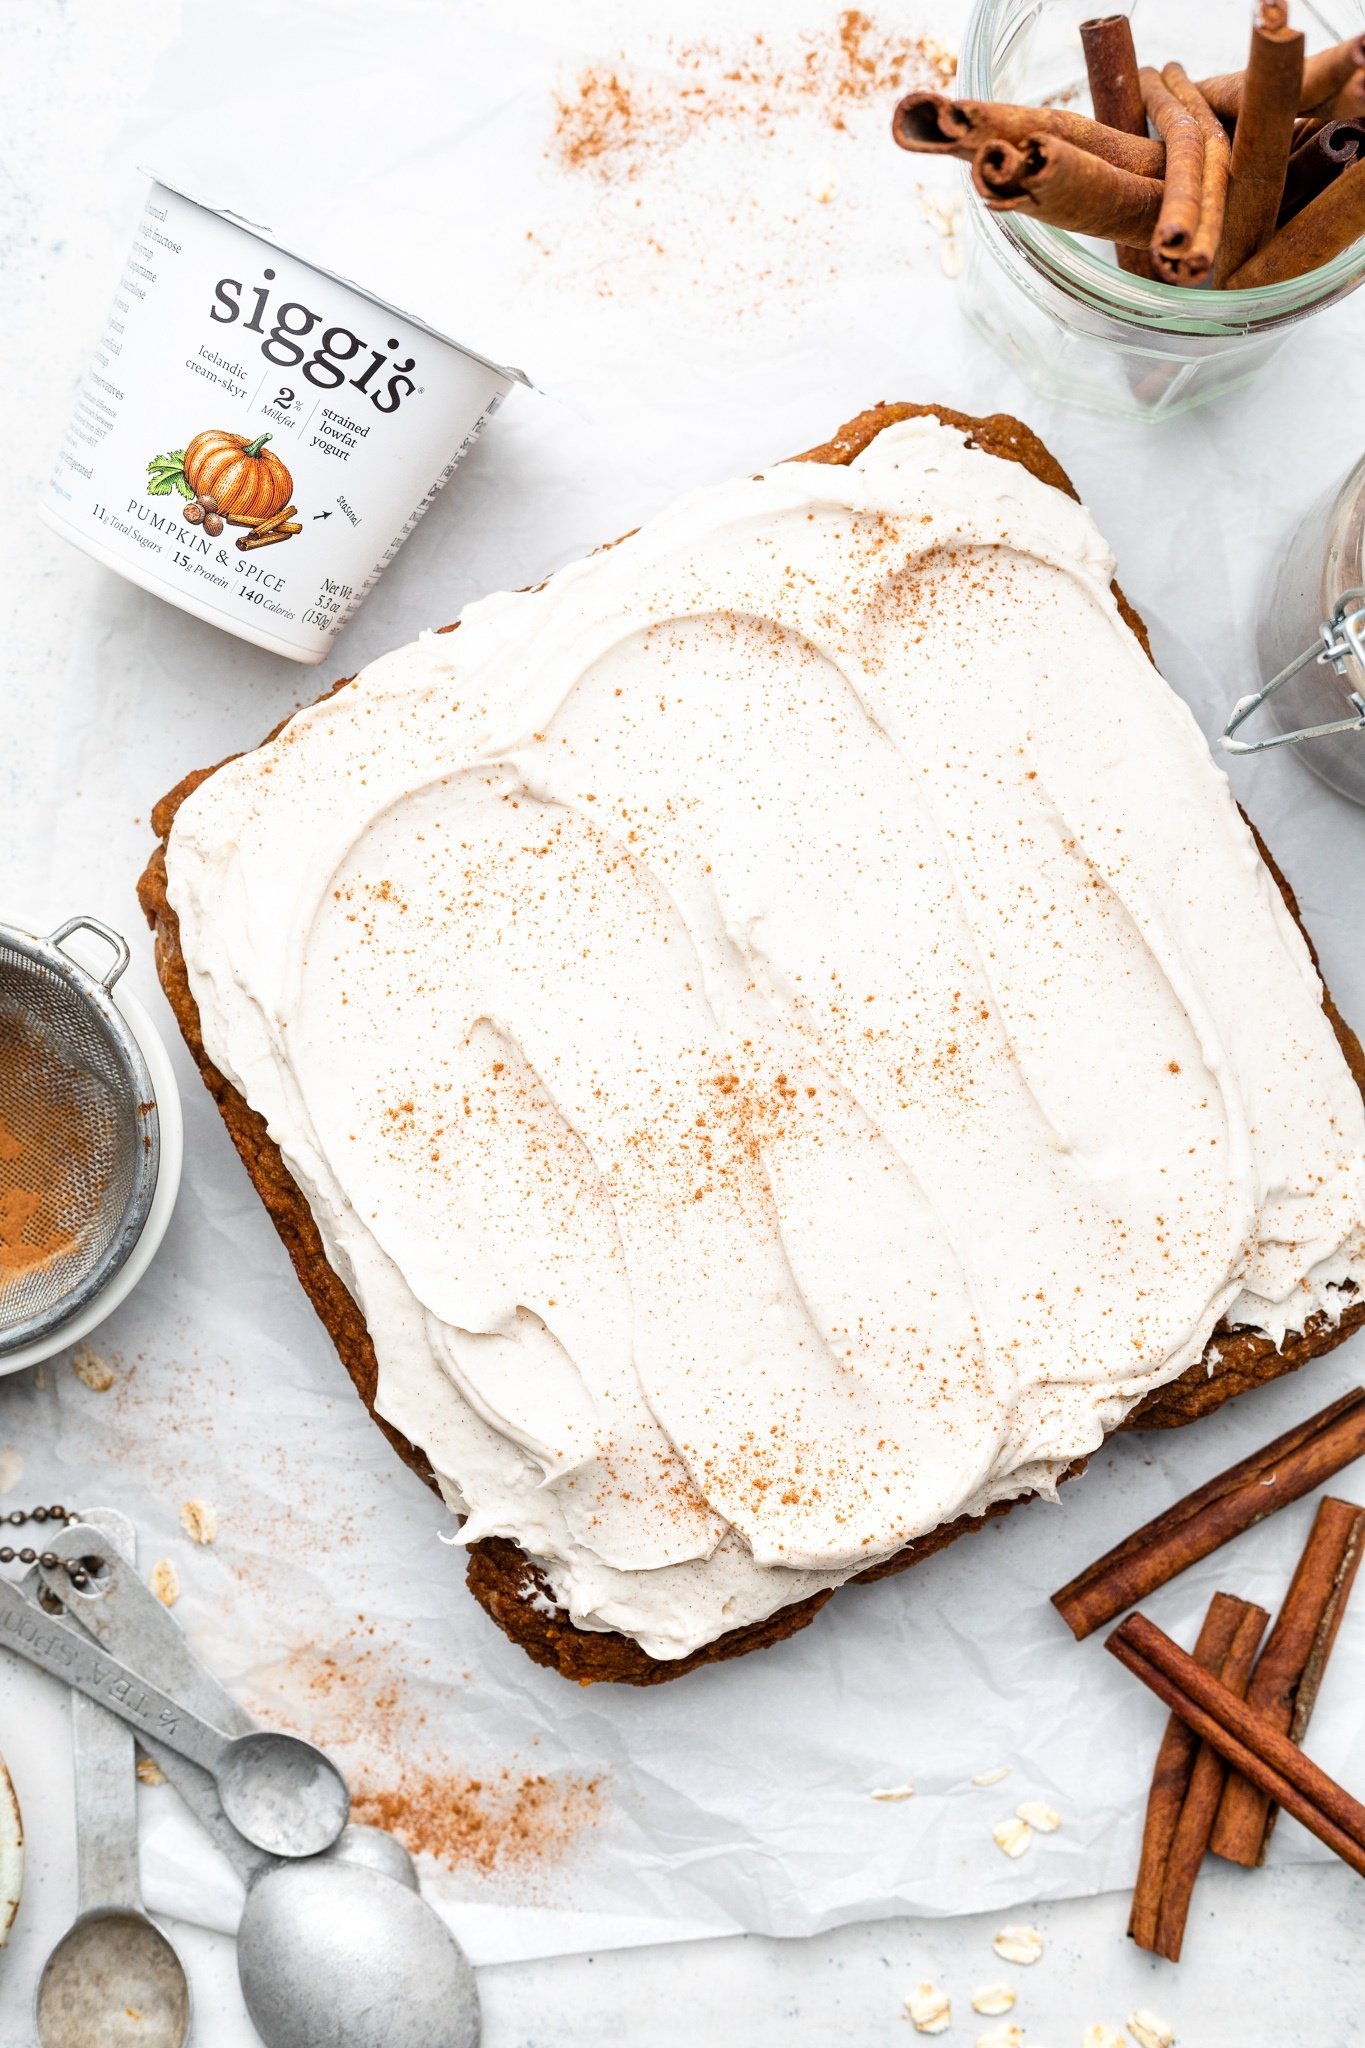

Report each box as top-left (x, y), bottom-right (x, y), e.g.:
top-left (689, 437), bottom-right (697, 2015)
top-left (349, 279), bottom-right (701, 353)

top-left (5, 0), bottom-right (1365, 1968)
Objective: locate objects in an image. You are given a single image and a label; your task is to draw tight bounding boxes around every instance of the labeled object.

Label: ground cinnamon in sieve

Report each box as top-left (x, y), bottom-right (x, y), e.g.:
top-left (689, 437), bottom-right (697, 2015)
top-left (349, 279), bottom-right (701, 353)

top-left (0, 1028), bottom-right (92, 1284)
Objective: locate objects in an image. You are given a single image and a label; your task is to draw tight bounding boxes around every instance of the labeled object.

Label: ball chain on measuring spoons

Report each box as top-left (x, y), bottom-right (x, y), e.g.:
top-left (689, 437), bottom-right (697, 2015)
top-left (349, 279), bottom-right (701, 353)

top-left (0, 1506), bottom-right (93, 1583)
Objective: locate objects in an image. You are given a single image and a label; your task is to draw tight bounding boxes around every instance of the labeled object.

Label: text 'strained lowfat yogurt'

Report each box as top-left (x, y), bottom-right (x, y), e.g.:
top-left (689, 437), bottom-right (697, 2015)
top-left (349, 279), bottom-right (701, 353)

top-left (42, 182), bottom-right (522, 662)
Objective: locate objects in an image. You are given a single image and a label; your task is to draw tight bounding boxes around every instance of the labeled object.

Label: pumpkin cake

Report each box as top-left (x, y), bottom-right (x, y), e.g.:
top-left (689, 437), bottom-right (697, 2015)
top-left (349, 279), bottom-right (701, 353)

top-left (139, 403), bottom-right (1365, 1684)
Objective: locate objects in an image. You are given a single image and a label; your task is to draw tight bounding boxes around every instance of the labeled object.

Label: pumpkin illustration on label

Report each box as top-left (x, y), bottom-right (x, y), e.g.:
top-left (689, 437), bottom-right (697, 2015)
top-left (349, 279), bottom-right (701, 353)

top-left (184, 430), bottom-right (293, 522)
top-left (146, 431), bottom-right (303, 550)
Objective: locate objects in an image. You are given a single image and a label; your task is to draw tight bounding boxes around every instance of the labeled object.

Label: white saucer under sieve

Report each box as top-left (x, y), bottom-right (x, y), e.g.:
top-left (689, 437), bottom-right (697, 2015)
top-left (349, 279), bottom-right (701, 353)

top-left (0, 918), bottom-right (161, 1356)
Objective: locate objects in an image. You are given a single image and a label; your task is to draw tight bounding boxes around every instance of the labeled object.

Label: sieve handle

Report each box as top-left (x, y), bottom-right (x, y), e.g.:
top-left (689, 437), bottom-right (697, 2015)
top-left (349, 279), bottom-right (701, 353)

top-left (47, 916), bottom-right (130, 993)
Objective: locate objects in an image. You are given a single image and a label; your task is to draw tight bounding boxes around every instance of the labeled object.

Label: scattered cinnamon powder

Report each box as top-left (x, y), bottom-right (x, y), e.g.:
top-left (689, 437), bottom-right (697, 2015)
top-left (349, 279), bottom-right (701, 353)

top-left (532, 11), bottom-right (960, 320)
top-left (351, 1766), bottom-right (604, 1876)
top-left (553, 10), bottom-right (955, 177)
top-left (261, 1639), bottom-right (603, 1881)
top-left (269, 1640), bottom-right (416, 1753)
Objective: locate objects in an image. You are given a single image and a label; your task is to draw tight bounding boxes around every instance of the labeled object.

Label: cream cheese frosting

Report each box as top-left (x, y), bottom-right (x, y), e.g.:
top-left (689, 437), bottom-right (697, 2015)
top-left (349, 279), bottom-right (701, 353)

top-left (167, 417), bottom-right (1365, 1658)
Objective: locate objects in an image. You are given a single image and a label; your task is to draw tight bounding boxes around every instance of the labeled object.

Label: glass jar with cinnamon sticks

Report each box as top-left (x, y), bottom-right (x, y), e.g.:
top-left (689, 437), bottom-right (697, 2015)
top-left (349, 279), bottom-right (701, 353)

top-left (929, 0), bottom-right (1365, 417)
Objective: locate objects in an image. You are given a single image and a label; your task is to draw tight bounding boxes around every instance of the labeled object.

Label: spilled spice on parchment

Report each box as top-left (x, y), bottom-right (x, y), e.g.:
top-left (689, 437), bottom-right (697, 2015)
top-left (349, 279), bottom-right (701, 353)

top-left (533, 8), bottom-right (959, 319)
top-left (260, 1636), bottom-right (604, 1880)
top-left (553, 9), bottom-right (955, 177)
top-left (352, 1767), bottom-right (604, 1876)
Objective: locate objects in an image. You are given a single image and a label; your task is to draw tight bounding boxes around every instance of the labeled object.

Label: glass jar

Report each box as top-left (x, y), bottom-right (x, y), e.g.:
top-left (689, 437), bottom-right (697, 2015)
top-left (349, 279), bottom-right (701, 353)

top-left (1242, 454), bottom-right (1365, 804)
top-left (957, 0), bottom-right (1365, 419)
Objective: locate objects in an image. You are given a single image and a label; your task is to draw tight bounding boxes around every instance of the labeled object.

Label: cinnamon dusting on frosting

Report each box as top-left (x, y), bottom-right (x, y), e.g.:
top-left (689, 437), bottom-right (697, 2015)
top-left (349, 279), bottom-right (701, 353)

top-left (166, 418), bottom-right (1365, 1659)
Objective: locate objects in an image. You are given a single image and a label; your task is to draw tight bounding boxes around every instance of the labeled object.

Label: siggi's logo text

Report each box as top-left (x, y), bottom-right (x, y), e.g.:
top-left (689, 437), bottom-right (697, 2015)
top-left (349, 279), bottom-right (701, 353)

top-left (210, 267), bottom-right (418, 414)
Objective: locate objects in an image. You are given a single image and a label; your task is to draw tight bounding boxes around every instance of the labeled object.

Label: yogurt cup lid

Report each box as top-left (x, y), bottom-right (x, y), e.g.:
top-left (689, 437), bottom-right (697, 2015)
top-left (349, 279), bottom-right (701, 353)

top-left (141, 168), bottom-right (536, 393)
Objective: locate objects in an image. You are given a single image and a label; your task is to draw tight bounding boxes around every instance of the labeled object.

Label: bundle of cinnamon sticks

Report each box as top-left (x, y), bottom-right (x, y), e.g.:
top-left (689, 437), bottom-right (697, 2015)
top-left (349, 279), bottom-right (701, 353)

top-left (893, 5), bottom-right (1365, 289)
top-left (1052, 1388), bottom-right (1365, 1961)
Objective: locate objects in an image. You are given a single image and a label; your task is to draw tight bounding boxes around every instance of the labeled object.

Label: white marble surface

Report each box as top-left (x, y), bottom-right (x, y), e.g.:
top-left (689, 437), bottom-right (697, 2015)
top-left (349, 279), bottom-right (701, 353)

top-left (4, 1), bottom-right (1365, 2041)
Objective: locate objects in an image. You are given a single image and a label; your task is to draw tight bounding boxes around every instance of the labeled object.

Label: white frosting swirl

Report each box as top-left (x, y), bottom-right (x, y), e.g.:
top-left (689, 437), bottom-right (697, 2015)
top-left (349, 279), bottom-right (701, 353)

top-left (168, 419), bottom-right (1365, 1658)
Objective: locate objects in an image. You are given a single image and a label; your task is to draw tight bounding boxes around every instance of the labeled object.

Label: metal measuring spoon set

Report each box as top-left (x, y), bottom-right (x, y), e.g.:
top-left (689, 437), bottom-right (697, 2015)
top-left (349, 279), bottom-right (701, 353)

top-left (1, 1508), bottom-right (480, 2048)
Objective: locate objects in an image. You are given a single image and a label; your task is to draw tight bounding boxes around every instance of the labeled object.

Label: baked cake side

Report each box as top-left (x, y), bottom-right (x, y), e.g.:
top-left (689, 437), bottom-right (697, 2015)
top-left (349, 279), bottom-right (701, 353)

top-left (139, 402), bottom-right (1365, 1685)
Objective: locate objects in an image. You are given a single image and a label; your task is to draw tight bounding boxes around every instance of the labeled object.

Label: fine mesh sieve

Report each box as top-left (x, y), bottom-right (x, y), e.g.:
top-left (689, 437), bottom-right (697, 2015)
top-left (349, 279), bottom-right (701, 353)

top-left (0, 919), bottom-right (160, 1355)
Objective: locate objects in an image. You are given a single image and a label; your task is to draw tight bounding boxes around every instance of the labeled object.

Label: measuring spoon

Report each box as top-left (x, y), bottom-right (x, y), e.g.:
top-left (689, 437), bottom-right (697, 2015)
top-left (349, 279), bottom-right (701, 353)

top-left (41, 1521), bottom-right (264, 1880)
top-left (0, 1573), bottom-right (347, 1859)
top-left (43, 1524), bottom-right (481, 2048)
top-left (31, 1510), bottom-right (191, 2048)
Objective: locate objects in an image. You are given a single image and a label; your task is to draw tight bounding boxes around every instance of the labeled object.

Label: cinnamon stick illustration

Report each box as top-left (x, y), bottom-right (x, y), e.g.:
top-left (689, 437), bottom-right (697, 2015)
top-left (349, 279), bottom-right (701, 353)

top-left (227, 503), bottom-right (298, 534)
top-left (1082, 15), bottom-right (1158, 276)
top-left (892, 92), bottom-right (1165, 177)
top-left (1210, 1497), bottom-right (1365, 1866)
top-left (1211, 2), bottom-right (1306, 282)
top-left (1226, 153), bottom-right (1365, 281)
top-left (1162, 63), bottom-right (1233, 279)
top-left (236, 521), bottom-right (303, 552)
top-left (972, 133), bottom-right (1164, 246)
top-left (1141, 66), bottom-right (1208, 279)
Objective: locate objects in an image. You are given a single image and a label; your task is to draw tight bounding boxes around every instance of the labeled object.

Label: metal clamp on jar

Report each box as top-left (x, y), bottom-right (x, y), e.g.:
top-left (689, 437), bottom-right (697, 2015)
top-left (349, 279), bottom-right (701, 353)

top-left (1222, 455), bottom-right (1365, 804)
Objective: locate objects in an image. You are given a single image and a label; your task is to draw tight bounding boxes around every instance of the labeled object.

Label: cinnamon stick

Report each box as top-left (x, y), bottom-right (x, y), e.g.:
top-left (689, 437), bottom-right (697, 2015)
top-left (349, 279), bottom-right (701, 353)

top-left (1226, 154), bottom-right (1365, 282)
top-left (1141, 67), bottom-right (1208, 280)
top-left (1052, 1387), bottom-right (1365, 1640)
top-left (973, 134), bottom-right (1163, 246)
top-left (1081, 15), bottom-right (1146, 132)
top-left (1082, 16), bottom-right (1158, 279)
top-left (1198, 30), bottom-right (1364, 122)
top-left (891, 91), bottom-right (972, 154)
top-left (1302, 34), bottom-right (1365, 116)
top-left (1150, 1600), bottom-right (1267, 1961)
top-left (1162, 64), bottom-right (1232, 280)
top-left (892, 92), bottom-right (1164, 177)
top-left (1330, 70), bottom-right (1365, 122)
top-left (226, 503), bottom-right (297, 533)
top-left (235, 521), bottom-right (302, 552)
top-left (1211, 1496), bottom-right (1365, 1865)
top-left (1128, 1592), bottom-right (1254, 1952)
top-left (1107, 1612), bottom-right (1365, 1878)
top-left (1212, 3), bottom-right (1306, 283)
top-left (1278, 117), bottom-right (1365, 220)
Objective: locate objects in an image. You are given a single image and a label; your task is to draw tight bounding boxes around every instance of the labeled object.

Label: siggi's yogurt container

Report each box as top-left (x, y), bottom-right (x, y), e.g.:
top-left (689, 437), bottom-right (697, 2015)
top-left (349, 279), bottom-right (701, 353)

top-left (41, 180), bottom-right (529, 663)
